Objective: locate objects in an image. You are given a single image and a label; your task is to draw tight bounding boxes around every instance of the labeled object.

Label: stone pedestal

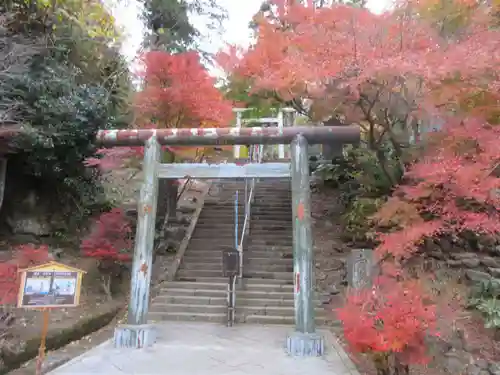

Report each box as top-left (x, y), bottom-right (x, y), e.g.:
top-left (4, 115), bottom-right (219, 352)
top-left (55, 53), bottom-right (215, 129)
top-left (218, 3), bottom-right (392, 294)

top-left (286, 332), bottom-right (325, 357)
top-left (113, 324), bottom-right (157, 349)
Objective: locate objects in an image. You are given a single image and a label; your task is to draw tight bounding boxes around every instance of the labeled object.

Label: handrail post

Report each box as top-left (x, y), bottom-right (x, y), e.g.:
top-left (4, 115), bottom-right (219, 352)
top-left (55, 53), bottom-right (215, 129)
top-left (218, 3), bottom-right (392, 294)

top-left (244, 179), bottom-right (249, 235)
top-left (234, 190), bottom-right (239, 250)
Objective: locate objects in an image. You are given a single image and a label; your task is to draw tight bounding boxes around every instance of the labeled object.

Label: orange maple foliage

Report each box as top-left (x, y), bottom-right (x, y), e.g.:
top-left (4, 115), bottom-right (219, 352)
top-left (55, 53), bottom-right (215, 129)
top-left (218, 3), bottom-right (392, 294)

top-left (217, 0), bottom-right (500, 368)
top-left (217, 0), bottom-right (499, 118)
top-left (376, 117), bottom-right (500, 261)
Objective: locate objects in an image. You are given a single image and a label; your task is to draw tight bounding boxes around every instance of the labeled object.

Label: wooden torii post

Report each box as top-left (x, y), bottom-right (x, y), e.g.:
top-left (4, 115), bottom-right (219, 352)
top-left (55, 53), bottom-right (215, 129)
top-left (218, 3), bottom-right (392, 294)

top-left (96, 125), bottom-right (360, 355)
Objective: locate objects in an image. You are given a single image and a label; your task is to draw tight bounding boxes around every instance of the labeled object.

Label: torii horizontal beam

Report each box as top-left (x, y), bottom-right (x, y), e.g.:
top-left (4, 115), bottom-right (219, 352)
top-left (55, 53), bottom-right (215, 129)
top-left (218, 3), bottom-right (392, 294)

top-left (157, 162), bottom-right (290, 179)
top-left (96, 125), bottom-right (360, 147)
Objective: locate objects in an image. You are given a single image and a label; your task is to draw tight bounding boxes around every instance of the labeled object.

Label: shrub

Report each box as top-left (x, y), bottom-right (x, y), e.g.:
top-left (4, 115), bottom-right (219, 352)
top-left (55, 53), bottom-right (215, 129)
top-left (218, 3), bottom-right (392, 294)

top-left (337, 275), bottom-right (439, 375)
top-left (81, 208), bottom-right (132, 299)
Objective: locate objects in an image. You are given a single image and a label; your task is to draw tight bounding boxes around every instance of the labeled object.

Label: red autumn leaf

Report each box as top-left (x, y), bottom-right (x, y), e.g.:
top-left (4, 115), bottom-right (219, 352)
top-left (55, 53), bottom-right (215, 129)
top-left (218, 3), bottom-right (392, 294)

top-left (81, 208), bottom-right (132, 262)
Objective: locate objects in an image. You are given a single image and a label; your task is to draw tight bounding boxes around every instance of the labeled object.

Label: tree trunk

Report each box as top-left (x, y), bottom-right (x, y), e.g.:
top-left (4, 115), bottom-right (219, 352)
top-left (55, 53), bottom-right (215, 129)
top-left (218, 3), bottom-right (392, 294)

top-left (394, 355), bottom-right (410, 375)
top-left (101, 274), bottom-right (113, 301)
top-left (373, 353), bottom-right (392, 375)
top-left (323, 118), bottom-right (345, 161)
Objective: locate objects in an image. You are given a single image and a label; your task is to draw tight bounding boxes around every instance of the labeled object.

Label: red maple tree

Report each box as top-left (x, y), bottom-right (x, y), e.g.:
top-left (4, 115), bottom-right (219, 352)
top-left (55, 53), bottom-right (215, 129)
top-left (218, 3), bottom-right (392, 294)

top-left (81, 208), bottom-right (132, 299)
top-left (217, 0), bottom-right (500, 371)
top-left (135, 51), bottom-right (233, 128)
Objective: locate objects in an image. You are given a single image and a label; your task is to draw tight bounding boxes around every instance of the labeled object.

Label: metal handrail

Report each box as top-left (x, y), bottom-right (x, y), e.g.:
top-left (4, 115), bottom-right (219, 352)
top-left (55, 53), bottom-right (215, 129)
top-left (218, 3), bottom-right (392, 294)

top-left (176, 152), bottom-right (205, 203)
top-left (228, 144), bottom-right (263, 326)
top-left (236, 144), bottom-right (263, 280)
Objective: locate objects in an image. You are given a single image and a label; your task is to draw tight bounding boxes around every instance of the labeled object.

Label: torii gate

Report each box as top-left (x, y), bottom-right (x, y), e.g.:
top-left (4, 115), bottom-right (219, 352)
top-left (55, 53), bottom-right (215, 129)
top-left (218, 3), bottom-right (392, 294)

top-left (95, 125), bottom-right (360, 356)
top-left (232, 107), bottom-right (295, 159)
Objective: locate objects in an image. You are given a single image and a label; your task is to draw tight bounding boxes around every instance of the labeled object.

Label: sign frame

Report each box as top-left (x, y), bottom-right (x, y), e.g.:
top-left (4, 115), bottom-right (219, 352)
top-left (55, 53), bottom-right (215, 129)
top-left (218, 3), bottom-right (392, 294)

top-left (17, 261), bottom-right (86, 309)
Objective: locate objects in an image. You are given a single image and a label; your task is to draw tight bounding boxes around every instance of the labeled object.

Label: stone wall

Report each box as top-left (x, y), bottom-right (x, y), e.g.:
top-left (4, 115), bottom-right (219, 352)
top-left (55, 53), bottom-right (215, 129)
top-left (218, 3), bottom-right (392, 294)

top-left (424, 236), bottom-right (500, 282)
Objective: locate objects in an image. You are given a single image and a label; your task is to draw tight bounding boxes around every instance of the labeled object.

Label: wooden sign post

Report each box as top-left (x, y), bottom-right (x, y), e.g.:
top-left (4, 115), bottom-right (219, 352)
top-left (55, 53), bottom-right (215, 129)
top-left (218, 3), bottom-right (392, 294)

top-left (17, 261), bottom-right (85, 375)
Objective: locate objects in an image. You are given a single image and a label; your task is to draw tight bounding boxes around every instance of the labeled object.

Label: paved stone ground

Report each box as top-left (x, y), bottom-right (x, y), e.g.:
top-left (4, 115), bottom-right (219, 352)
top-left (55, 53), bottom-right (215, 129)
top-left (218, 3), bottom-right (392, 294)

top-left (48, 322), bottom-right (359, 375)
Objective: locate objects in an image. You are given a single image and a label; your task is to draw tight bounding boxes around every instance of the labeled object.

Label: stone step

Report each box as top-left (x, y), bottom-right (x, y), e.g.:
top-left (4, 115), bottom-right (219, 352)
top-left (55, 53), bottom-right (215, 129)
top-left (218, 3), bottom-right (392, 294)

top-left (180, 253), bottom-right (293, 263)
top-left (244, 257), bottom-right (293, 265)
top-left (185, 246), bottom-right (292, 253)
top-left (182, 256), bottom-right (222, 264)
top-left (196, 215), bottom-right (292, 223)
top-left (193, 225), bottom-right (293, 232)
top-left (177, 269), bottom-right (293, 280)
top-left (159, 287), bottom-right (227, 297)
top-left (247, 245), bottom-right (292, 251)
top-left (237, 290), bottom-right (294, 300)
top-left (184, 250), bottom-right (234, 257)
top-left (240, 314), bottom-right (330, 325)
top-left (188, 237), bottom-right (238, 244)
top-left (200, 211), bottom-right (292, 217)
top-left (180, 262), bottom-right (293, 273)
top-left (148, 312), bottom-right (330, 326)
top-left (197, 221), bottom-right (293, 228)
top-left (237, 298), bottom-right (294, 307)
top-left (180, 262), bottom-right (221, 271)
top-left (253, 199), bottom-right (291, 202)
top-left (177, 270), bottom-right (224, 278)
top-left (162, 281), bottom-right (228, 291)
top-left (191, 229), bottom-right (247, 236)
top-left (152, 295), bottom-right (226, 305)
top-left (247, 242), bottom-right (293, 248)
top-left (191, 230), bottom-right (292, 237)
top-left (187, 240), bottom-right (293, 250)
top-left (244, 251), bottom-right (293, 259)
top-left (199, 211), bottom-right (292, 218)
top-left (148, 311), bottom-right (226, 323)
top-left (205, 203), bottom-right (291, 209)
top-left (149, 303), bottom-right (325, 317)
top-left (242, 271), bottom-right (292, 280)
top-left (152, 295), bottom-right (301, 307)
top-left (244, 264), bottom-right (294, 272)
top-left (171, 277), bottom-right (293, 288)
top-left (182, 255), bottom-right (293, 265)
top-left (150, 303), bottom-right (226, 314)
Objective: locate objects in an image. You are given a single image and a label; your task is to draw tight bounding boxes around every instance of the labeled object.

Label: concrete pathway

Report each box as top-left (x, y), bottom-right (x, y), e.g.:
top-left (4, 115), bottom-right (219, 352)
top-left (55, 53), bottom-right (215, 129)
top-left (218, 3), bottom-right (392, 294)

top-left (48, 322), bottom-right (359, 375)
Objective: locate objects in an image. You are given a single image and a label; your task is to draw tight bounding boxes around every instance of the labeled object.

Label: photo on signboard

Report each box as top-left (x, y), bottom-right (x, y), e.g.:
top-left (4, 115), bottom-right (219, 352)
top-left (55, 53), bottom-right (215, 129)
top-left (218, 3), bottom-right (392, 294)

top-left (51, 278), bottom-right (76, 296)
top-left (24, 277), bottom-right (51, 295)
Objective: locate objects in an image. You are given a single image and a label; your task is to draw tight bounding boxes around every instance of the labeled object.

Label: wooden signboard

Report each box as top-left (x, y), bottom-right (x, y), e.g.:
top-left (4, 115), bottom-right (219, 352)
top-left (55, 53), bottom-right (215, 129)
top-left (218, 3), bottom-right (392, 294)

top-left (17, 261), bottom-right (86, 375)
top-left (17, 261), bottom-right (85, 309)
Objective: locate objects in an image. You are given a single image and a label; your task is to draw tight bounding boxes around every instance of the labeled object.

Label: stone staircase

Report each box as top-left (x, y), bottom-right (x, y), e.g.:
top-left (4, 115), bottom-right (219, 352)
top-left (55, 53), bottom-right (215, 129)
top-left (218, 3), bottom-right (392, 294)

top-left (149, 178), bottom-right (326, 325)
